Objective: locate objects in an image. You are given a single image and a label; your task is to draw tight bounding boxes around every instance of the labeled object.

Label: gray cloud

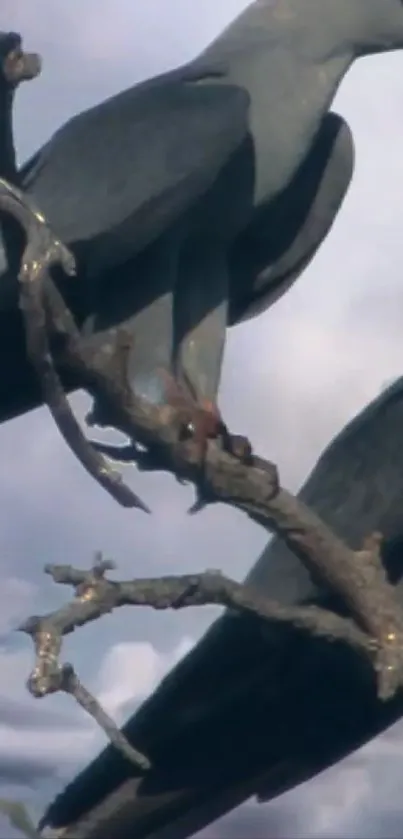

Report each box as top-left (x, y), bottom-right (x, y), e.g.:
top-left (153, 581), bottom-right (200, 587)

top-left (347, 811), bottom-right (403, 839)
top-left (0, 696), bottom-right (87, 732)
top-left (199, 802), bottom-right (285, 838)
top-left (0, 757), bottom-right (55, 786)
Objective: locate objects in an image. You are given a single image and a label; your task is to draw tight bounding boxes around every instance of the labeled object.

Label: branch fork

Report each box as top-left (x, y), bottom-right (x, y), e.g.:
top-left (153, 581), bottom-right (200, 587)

top-left (2, 174), bottom-right (403, 788)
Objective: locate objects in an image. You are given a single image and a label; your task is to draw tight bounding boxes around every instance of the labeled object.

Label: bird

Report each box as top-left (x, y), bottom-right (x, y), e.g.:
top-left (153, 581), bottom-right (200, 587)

top-left (0, 0), bottom-right (372, 451)
top-left (38, 376), bottom-right (403, 838)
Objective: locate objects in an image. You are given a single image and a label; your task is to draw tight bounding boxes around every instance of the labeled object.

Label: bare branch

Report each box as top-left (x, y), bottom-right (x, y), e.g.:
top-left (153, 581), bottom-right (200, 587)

top-left (19, 555), bottom-right (151, 773)
top-left (19, 280), bottom-right (400, 701)
top-left (27, 556), bottom-right (372, 649)
top-left (58, 665), bottom-right (151, 772)
top-left (0, 179), bottom-right (149, 512)
top-left (17, 552), bottom-right (382, 746)
top-left (5, 176), bottom-right (403, 708)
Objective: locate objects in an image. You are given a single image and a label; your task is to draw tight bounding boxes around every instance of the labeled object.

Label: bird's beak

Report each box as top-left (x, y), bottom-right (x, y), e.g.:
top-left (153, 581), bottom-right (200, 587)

top-left (3, 48), bottom-right (42, 85)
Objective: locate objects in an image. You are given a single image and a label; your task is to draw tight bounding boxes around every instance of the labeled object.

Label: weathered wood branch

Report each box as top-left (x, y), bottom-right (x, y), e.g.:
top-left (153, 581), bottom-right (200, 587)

top-left (18, 551), bottom-right (377, 774)
top-left (13, 267), bottom-right (403, 708)
top-left (3, 177), bottom-right (403, 776)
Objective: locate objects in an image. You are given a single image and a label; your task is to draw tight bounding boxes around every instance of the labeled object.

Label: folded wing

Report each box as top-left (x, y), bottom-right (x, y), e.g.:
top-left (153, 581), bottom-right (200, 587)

top-left (22, 71), bottom-right (250, 276)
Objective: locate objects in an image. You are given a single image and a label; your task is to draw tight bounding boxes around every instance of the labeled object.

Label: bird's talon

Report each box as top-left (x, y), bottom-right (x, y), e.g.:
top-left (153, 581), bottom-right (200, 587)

top-left (226, 434), bottom-right (253, 463)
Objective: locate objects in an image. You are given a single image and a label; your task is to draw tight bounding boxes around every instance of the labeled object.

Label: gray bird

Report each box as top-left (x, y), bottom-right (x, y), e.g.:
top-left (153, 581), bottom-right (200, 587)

top-left (39, 377), bottom-right (403, 838)
top-left (0, 0), bottom-right (372, 445)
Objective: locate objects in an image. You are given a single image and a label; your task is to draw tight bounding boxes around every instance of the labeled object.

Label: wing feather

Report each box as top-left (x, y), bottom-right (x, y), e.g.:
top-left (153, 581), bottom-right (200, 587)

top-left (23, 72), bottom-right (250, 275)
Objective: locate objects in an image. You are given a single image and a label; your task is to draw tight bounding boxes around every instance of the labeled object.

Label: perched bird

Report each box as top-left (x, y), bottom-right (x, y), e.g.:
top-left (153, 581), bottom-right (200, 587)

top-left (39, 377), bottom-right (403, 838)
top-left (0, 0), bottom-right (382, 446)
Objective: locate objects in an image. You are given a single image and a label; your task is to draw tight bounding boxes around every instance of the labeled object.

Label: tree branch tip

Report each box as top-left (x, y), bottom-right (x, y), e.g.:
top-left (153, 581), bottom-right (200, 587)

top-left (137, 499), bottom-right (152, 514)
top-left (43, 563), bottom-right (72, 582)
top-left (361, 531), bottom-right (384, 552)
top-left (93, 557), bottom-right (116, 574)
top-left (187, 495), bottom-right (213, 515)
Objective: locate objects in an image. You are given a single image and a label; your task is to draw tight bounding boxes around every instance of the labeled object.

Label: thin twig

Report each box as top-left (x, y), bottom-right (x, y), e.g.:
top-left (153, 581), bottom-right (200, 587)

top-left (19, 555), bottom-right (150, 772)
top-left (0, 180), bottom-right (148, 511)
top-left (60, 665), bottom-right (151, 772)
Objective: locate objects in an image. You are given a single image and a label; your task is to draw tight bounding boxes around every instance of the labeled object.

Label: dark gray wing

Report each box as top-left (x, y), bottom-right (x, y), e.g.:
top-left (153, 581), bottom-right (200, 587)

top-left (22, 71), bottom-right (250, 277)
top-left (39, 378), bottom-right (403, 839)
top-left (229, 112), bottom-right (354, 325)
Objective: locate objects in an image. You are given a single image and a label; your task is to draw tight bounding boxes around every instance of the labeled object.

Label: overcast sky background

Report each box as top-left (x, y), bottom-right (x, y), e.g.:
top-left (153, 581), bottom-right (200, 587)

top-left (1, 0), bottom-right (403, 836)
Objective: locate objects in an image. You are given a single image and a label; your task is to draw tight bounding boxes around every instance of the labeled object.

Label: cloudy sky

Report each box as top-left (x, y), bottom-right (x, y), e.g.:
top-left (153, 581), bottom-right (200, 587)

top-left (1, 0), bottom-right (403, 836)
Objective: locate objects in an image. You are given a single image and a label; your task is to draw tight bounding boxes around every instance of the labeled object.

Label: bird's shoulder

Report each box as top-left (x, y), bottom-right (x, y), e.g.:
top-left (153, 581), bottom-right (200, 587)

top-left (20, 65), bottom-right (251, 270)
top-left (22, 64), bottom-right (250, 190)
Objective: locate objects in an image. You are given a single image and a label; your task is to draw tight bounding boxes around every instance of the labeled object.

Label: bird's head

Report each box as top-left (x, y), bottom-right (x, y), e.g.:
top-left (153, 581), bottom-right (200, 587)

top-left (0, 32), bottom-right (41, 89)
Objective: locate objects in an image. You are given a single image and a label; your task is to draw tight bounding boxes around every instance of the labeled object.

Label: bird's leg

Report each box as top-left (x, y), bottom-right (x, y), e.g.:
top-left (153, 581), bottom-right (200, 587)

top-left (121, 237), bottom-right (230, 454)
top-left (87, 236), bottom-right (250, 476)
top-left (85, 230), bottom-right (229, 454)
top-left (173, 241), bottom-right (251, 465)
top-left (170, 241), bottom-right (227, 460)
top-left (87, 233), bottom-right (227, 455)
top-left (126, 291), bottom-right (176, 410)
top-left (86, 233), bottom-right (179, 431)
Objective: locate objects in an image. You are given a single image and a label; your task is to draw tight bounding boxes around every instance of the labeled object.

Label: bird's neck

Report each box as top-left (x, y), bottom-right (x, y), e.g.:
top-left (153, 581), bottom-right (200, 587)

top-left (264, 0), bottom-right (403, 58)
top-left (198, 0), bottom-right (403, 71)
top-left (0, 86), bottom-right (17, 182)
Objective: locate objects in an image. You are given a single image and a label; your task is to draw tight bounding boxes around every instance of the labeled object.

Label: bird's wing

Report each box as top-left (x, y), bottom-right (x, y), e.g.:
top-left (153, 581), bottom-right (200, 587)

top-left (22, 71), bottom-right (250, 277)
top-left (39, 379), bottom-right (403, 839)
top-left (229, 112), bottom-right (354, 325)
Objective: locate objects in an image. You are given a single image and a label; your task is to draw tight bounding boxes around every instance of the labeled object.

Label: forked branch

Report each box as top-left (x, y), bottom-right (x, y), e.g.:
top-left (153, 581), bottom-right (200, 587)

top-left (22, 275), bottom-right (403, 704)
top-left (19, 551), bottom-right (376, 773)
top-left (4, 173), bottom-right (403, 757)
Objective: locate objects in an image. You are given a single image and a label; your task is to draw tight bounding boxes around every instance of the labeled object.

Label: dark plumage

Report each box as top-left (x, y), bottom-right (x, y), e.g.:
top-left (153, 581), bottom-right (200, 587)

top-left (0, 0), bottom-right (367, 430)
